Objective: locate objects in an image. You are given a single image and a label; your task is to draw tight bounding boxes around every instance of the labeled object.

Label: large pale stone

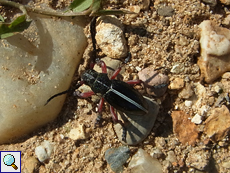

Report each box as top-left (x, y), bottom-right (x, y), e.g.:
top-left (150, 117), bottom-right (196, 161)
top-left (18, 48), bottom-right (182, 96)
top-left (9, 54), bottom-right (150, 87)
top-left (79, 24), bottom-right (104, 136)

top-left (0, 14), bottom-right (87, 144)
top-left (198, 20), bottom-right (230, 83)
top-left (127, 148), bottom-right (163, 173)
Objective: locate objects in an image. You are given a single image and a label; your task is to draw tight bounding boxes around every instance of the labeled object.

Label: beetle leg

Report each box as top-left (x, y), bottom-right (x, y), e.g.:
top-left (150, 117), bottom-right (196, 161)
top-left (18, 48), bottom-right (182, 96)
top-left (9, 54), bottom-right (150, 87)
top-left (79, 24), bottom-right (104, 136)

top-left (110, 67), bottom-right (122, 80)
top-left (125, 79), bottom-right (142, 85)
top-left (110, 106), bottom-right (118, 122)
top-left (94, 98), bottom-right (104, 128)
top-left (110, 106), bottom-right (127, 142)
top-left (96, 60), bottom-right (107, 73)
top-left (75, 90), bottom-right (95, 98)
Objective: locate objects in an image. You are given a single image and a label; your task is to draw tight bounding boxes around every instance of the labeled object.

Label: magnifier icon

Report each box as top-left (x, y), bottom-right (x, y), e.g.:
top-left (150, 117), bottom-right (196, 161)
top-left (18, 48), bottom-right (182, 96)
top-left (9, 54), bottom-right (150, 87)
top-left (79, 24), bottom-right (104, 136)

top-left (3, 154), bottom-right (18, 170)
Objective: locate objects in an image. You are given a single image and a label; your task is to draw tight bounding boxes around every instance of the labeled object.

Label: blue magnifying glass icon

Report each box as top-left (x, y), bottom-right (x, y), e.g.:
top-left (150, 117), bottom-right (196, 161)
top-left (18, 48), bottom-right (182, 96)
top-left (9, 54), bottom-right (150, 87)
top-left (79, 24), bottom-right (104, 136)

top-left (3, 154), bottom-right (18, 170)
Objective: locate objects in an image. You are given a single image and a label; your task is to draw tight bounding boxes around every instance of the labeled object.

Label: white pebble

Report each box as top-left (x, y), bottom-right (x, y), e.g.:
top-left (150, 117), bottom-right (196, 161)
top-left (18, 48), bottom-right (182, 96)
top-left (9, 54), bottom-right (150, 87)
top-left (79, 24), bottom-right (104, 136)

top-left (185, 100), bottom-right (193, 107)
top-left (135, 66), bottom-right (142, 71)
top-left (191, 114), bottom-right (202, 124)
top-left (35, 140), bottom-right (54, 162)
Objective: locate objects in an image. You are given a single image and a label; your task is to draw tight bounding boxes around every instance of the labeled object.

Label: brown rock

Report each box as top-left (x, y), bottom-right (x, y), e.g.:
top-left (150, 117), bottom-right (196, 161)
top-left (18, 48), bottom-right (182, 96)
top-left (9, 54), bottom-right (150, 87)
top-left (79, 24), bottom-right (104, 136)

top-left (23, 156), bottom-right (40, 173)
top-left (204, 105), bottom-right (230, 141)
top-left (171, 111), bottom-right (198, 146)
top-left (138, 67), bottom-right (169, 97)
top-left (220, 0), bottom-right (230, 5)
top-left (168, 78), bottom-right (184, 90)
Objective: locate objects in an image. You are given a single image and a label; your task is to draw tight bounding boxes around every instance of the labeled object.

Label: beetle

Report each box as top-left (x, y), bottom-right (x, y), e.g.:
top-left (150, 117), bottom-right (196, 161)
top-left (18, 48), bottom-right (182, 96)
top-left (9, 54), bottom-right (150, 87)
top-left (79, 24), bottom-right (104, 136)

top-left (80, 64), bottom-right (149, 116)
top-left (45, 17), bottom-right (149, 141)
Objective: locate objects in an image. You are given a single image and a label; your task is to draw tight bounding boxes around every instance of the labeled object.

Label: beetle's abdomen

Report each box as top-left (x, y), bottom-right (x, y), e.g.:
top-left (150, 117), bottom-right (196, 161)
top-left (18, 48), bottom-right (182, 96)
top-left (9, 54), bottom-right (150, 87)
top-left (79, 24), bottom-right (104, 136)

top-left (104, 80), bottom-right (148, 115)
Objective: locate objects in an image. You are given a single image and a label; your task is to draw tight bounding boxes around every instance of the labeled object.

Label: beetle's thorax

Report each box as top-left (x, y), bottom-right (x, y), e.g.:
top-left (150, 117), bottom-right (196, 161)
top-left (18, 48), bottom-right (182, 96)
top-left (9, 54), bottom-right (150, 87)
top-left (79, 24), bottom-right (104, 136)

top-left (81, 69), bottom-right (112, 95)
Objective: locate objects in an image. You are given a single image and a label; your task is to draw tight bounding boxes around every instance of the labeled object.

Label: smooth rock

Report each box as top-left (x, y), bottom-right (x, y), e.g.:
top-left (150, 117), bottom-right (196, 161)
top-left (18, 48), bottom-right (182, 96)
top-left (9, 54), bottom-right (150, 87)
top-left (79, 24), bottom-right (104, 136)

top-left (68, 124), bottom-right (86, 141)
top-left (128, 6), bottom-right (141, 18)
top-left (168, 78), bottom-right (184, 90)
top-left (127, 148), bottom-right (163, 173)
top-left (204, 105), bottom-right (230, 141)
top-left (198, 20), bottom-right (230, 83)
top-left (178, 84), bottom-right (194, 99)
top-left (220, 0), bottom-right (230, 5)
top-left (222, 160), bottom-right (230, 169)
top-left (192, 83), bottom-right (207, 112)
top-left (138, 67), bottom-right (169, 97)
top-left (185, 147), bottom-right (211, 170)
top-left (157, 6), bottom-right (174, 17)
top-left (0, 14), bottom-right (87, 144)
top-left (35, 140), bottom-right (54, 162)
top-left (114, 97), bottom-right (159, 145)
top-left (150, 148), bottom-right (164, 159)
top-left (191, 114), bottom-right (202, 124)
top-left (96, 16), bottom-right (128, 59)
top-left (170, 63), bottom-right (185, 74)
top-left (201, 0), bottom-right (217, 6)
top-left (105, 146), bottom-right (130, 173)
top-left (171, 111), bottom-right (198, 146)
top-left (223, 15), bottom-right (230, 26)
top-left (166, 151), bottom-right (177, 164)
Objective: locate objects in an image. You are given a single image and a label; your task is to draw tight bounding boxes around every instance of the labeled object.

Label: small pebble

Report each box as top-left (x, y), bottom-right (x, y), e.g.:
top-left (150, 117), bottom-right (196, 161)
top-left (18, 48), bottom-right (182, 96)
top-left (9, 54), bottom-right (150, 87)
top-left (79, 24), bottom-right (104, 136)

top-left (168, 78), bottom-right (184, 90)
top-left (24, 156), bottom-right (40, 173)
top-left (186, 148), bottom-right (211, 170)
top-left (35, 140), bottom-right (54, 162)
top-left (166, 151), bottom-right (177, 163)
top-left (150, 148), bottom-right (164, 159)
top-left (157, 6), bottom-right (174, 17)
top-left (204, 105), bottom-right (230, 141)
top-left (185, 100), bottom-right (193, 107)
top-left (68, 124), bottom-right (86, 141)
top-left (222, 160), bottom-right (230, 168)
top-left (127, 148), bottom-right (163, 173)
top-left (105, 146), bottom-right (130, 173)
top-left (220, 0), bottom-right (230, 5)
top-left (170, 63), bottom-right (185, 74)
top-left (191, 114), bottom-right (202, 124)
top-left (179, 84), bottom-right (194, 99)
top-left (201, 0), bottom-right (217, 6)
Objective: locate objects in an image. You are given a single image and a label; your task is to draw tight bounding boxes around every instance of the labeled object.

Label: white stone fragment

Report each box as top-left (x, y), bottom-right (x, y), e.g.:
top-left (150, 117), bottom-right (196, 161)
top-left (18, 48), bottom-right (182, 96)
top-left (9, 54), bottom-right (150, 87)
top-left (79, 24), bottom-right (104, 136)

top-left (68, 124), bottom-right (86, 140)
top-left (128, 148), bottom-right (163, 173)
top-left (191, 114), bottom-right (202, 124)
top-left (96, 16), bottom-right (128, 59)
top-left (185, 100), bottom-right (193, 107)
top-left (0, 14), bottom-right (87, 144)
top-left (35, 140), bottom-right (54, 162)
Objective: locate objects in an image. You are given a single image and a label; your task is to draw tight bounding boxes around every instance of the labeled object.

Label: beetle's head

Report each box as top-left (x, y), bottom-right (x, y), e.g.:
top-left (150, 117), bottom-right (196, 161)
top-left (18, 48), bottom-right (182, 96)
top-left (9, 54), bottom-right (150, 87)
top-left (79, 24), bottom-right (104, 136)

top-left (81, 69), bottom-right (98, 87)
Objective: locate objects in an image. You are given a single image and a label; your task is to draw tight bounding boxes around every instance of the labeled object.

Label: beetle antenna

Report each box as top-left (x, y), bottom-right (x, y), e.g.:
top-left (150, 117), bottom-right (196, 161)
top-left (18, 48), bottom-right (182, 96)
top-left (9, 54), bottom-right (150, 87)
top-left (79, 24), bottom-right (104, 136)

top-left (44, 89), bottom-right (70, 106)
top-left (90, 16), bottom-right (99, 63)
top-left (45, 80), bottom-right (83, 106)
